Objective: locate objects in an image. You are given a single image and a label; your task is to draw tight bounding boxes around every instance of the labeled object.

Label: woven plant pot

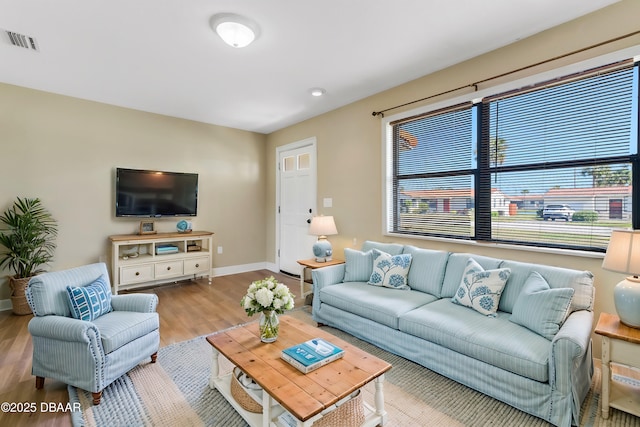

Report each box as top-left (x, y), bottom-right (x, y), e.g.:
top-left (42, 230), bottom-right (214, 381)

top-left (9, 276), bottom-right (32, 315)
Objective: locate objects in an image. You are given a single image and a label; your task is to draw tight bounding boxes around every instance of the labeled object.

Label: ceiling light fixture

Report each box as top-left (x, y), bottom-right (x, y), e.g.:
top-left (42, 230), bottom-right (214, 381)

top-left (310, 88), bottom-right (326, 97)
top-left (210, 13), bottom-right (259, 48)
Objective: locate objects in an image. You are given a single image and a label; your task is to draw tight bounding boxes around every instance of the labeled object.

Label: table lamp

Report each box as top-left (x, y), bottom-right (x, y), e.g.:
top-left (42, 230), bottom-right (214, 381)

top-left (602, 229), bottom-right (640, 328)
top-left (309, 216), bottom-right (338, 262)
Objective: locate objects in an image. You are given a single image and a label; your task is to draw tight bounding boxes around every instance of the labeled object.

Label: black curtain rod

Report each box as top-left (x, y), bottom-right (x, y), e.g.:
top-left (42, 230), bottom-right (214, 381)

top-left (371, 29), bottom-right (640, 118)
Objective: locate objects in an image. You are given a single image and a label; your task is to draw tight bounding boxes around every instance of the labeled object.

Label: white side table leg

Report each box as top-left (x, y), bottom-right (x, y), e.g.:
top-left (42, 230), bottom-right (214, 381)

top-left (209, 348), bottom-right (220, 389)
top-left (374, 374), bottom-right (387, 425)
top-left (601, 336), bottom-right (611, 419)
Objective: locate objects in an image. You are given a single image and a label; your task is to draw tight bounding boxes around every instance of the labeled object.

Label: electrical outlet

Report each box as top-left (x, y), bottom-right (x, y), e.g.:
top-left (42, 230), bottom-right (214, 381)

top-left (217, 246), bottom-right (223, 254)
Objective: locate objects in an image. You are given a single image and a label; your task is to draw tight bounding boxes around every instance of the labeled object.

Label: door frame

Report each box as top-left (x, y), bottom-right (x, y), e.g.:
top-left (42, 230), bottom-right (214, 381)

top-left (275, 137), bottom-right (318, 272)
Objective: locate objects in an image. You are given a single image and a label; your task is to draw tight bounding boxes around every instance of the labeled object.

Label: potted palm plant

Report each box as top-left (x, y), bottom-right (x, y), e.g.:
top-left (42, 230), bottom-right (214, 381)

top-left (0, 197), bottom-right (57, 315)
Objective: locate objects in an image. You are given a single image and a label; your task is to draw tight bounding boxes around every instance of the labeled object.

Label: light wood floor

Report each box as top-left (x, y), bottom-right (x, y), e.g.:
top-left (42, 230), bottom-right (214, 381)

top-left (0, 269), bottom-right (304, 427)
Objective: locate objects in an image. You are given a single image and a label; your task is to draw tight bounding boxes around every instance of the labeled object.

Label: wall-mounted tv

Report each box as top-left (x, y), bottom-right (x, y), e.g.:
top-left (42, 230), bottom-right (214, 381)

top-left (115, 168), bottom-right (198, 217)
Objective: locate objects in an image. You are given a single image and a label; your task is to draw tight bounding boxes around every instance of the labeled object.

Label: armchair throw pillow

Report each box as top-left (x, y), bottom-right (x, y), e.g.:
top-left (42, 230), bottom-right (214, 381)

top-left (66, 274), bottom-right (113, 321)
top-left (452, 258), bottom-right (511, 316)
top-left (368, 249), bottom-right (412, 290)
top-left (509, 271), bottom-right (574, 340)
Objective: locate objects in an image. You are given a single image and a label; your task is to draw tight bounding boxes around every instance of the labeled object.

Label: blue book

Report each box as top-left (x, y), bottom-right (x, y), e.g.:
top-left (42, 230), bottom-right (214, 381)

top-left (281, 338), bottom-right (344, 373)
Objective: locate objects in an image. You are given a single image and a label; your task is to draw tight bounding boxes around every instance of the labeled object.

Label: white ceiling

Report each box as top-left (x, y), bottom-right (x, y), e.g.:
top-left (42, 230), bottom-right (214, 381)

top-left (0, 0), bottom-right (619, 134)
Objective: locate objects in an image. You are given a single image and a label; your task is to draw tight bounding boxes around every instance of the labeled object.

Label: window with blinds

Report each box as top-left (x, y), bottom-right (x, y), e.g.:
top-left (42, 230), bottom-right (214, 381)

top-left (387, 61), bottom-right (639, 252)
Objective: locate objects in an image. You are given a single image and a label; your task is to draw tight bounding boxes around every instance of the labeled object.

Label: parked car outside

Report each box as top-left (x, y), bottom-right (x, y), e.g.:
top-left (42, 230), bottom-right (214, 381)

top-left (542, 204), bottom-right (575, 221)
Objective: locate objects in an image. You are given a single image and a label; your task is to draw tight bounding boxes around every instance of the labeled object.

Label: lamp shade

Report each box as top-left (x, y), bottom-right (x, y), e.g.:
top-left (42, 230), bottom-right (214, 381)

top-left (309, 216), bottom-right (338, 237)
top-left (602, 229), bottom-right (640, 328)
top-left (602, 229), bottom-right (640, 276)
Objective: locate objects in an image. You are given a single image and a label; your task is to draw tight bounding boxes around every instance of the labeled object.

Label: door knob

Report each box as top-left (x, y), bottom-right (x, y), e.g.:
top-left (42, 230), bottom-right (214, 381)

top-left (307, 218), bottom-right (311, 224)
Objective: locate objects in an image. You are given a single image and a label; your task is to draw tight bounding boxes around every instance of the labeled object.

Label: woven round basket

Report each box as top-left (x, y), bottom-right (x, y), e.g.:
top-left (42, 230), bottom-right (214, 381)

top-left (314, 390), bottom-right (364, 427)
top-left (230, 367), bottom-right (262, 414)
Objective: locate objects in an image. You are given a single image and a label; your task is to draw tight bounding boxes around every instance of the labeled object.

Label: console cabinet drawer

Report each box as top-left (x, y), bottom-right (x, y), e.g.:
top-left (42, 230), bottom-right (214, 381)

top-left (184, 256), bottom-right (210, 275)
top-left (121, 264), bottom-right (154, 284)
top-left (155, 260), bottom-right (184, 279)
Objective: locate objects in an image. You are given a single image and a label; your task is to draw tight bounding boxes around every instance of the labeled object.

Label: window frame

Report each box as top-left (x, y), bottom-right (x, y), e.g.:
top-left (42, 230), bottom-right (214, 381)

top-left (382, 47), bottom-right (640, 253)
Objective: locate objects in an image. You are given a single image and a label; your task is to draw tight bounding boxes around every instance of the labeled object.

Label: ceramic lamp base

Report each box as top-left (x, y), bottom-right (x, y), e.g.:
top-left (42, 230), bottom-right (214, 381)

top-left (312, 239), bottom-right (333, 263)
top-left (614, 276), bottom-right (640, 328)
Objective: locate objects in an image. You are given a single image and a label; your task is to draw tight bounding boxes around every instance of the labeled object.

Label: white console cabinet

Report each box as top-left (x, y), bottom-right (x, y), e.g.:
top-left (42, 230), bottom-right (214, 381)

top-left (109, 231), bottom-right (214, 294)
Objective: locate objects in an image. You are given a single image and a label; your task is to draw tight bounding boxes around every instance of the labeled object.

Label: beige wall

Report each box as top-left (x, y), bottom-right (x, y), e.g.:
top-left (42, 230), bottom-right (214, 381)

top-left (0, 83), bottom-right (268, 301)
top-left (266, 0), bottom-right (640, 359)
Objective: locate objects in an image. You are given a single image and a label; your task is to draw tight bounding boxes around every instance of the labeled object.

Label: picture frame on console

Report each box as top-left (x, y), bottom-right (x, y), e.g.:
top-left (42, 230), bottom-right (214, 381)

top-left (139, 220), bottom-right (156, 235)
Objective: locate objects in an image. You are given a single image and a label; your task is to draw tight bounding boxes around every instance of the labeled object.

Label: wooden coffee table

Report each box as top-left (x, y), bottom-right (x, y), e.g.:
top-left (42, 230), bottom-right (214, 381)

top-left (207, 314), bottom-right (392, 426)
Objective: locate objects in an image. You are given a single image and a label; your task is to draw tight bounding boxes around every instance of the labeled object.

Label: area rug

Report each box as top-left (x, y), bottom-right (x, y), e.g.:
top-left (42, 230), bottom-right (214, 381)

top-left (69, 309), bottom-right (640, 426)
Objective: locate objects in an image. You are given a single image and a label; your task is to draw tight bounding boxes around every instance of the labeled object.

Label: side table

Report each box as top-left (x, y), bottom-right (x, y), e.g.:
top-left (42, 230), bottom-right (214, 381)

top-left (594, 312), bottom-right (640, 419)
top-left (296, 258), bottom-right (344, 298)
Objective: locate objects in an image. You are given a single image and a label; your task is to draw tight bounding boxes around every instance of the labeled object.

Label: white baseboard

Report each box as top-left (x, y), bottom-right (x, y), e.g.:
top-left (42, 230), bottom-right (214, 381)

top-left (0, 298), bottom-right (12, 312)
top-left (212, 262), bottom-right (279, 277)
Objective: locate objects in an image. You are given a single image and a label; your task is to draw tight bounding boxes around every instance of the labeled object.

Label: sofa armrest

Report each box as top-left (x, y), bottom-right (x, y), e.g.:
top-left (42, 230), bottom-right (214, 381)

top-left (549, 310), bottom-right (594, 412)
top-left (28, 316), bottom-right (100, 343)
top-left (311, 264), bottom-right (346, 290)
top-left (111, 293), bottom-right (158, 313)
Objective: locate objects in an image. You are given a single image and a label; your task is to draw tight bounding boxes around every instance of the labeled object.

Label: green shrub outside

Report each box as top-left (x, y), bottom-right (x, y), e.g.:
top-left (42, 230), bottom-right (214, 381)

top-left (572, 211), bottom-right (598, 222)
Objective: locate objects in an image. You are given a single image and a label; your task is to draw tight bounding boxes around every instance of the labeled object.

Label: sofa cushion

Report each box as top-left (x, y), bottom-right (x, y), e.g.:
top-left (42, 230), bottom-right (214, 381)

top-left (66, 274), bottom-right (112, 321)
top-left (398, 299), bottom-right (551, 382)
top-left (92, 311), bottom-right (159, 354)
top-left (402, 246), bottom-right (450, 296)
top-left (361, 241), bottom-right (404, 255)
top-left (499, 260), bottom-right (594, 314)
top-left (451, 258), bottom-right (511, 316)
top-left (343, 248), bottom-right (375, 282)
top-left (509, 272), bottom-right (575, 340)
top-left (319, 282), bottom-right (436, 329)
top-left (368, 249), bottom-right (412, 290)
top-left (441, 253), bottom-right (502, 298)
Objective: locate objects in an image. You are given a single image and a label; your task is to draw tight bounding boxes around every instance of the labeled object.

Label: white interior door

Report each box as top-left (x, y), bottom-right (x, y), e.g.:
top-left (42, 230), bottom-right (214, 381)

top-left (278, 140), bottom-right (317, 275)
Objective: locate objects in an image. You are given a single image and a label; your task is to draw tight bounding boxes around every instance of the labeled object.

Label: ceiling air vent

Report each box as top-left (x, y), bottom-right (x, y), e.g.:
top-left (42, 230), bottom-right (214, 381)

top-left (5, 30), bottom-right (38, 51)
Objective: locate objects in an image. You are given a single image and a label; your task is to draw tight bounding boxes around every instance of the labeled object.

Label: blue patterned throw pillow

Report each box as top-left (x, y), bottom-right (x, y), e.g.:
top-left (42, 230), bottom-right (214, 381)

top-left (66, 274), bottom-right (112, 321)
top-left (452, 258), bottom-right (511, 316)
top-left (368, 249), bottom-right (412, 290)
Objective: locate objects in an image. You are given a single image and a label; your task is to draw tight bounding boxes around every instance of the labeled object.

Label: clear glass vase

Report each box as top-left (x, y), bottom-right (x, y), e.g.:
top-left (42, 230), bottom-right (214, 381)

top-left (259, 310), bottom-right (279, 343)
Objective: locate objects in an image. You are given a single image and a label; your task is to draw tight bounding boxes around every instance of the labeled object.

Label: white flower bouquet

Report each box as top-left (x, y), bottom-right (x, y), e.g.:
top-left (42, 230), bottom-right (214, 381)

top-left (241, 276), bottom-right (295, 316)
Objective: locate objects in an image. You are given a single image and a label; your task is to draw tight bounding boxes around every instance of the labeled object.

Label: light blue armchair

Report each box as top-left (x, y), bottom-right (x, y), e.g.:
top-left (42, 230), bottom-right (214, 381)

top-left (25, 262), bottom-right (159, 404)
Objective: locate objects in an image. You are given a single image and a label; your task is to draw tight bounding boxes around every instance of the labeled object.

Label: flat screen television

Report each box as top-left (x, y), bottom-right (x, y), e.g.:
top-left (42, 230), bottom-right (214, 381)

top-left (115, 168), bottom-right (198, 217)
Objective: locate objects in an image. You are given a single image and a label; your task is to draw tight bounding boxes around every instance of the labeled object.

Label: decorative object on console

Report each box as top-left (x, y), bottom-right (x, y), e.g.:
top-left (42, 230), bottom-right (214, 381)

top-left (0, 197), bottom-right (57, 315)
top-left (139, 220), bottom-right (156, 235)
top-left (176, 220), bottom-right (192, 233)
top-left (309, 215), bottom-right (338, 262)
top-left (602, 229), bottom-right (640, 328)
top-left (240, 276), bottom-right (295, 343)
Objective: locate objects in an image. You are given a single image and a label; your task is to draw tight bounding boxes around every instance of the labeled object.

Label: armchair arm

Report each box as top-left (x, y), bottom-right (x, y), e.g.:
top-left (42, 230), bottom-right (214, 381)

top-left (111, 293), bottom-right (158, 313)
top-left (28, 316), bottom-right (100, 343)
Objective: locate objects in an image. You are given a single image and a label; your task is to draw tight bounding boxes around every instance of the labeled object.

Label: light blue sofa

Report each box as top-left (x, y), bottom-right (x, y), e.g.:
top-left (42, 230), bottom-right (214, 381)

top-left (25, 262), bottom-right (160, 404)
top-left (312, 241), bottom-right (594, 427)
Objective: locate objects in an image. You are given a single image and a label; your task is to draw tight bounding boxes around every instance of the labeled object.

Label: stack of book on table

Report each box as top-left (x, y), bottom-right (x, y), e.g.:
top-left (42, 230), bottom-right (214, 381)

top-left (281, 338), bottom-right (344, 374)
